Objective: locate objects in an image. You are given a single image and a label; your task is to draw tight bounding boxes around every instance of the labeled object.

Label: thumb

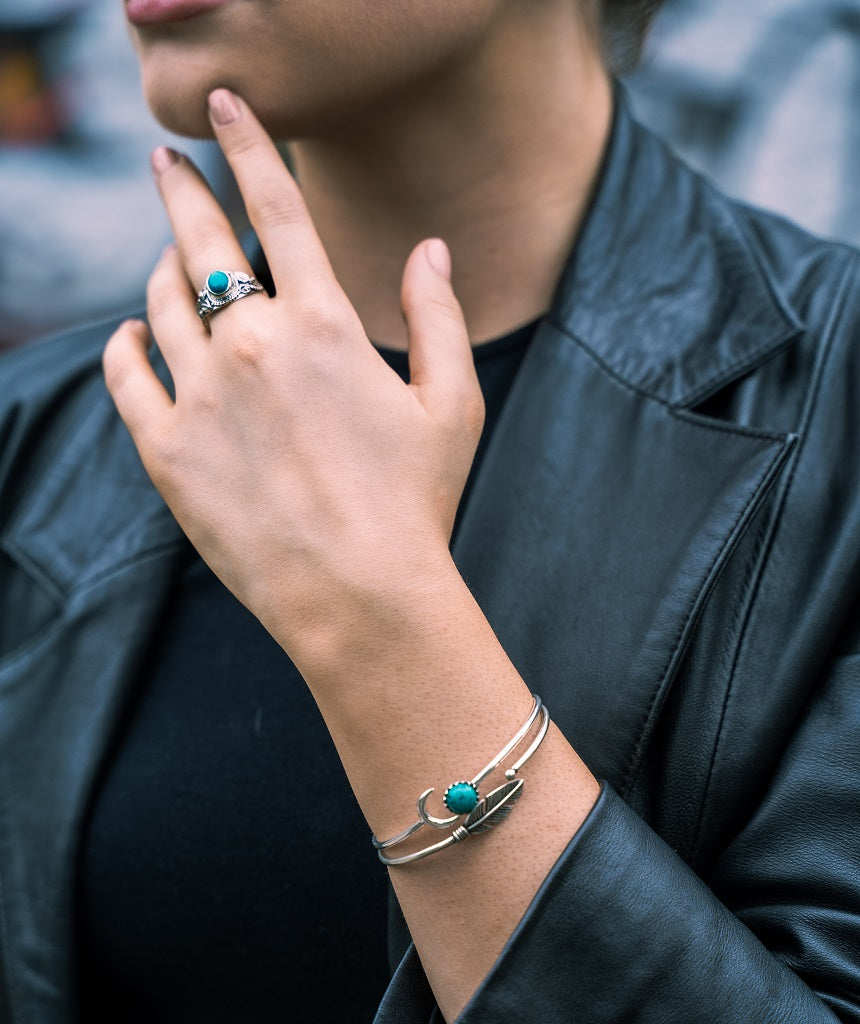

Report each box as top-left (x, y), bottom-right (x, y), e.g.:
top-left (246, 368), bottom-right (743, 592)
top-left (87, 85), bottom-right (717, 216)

top-left (401, 239), bottom-right (482, 425)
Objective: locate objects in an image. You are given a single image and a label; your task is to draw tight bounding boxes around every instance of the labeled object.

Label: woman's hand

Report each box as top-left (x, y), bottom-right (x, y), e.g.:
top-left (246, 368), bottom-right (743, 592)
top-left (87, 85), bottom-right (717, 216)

top-left (104, 88), bottom-right (484, 656)
top-left (105, 89), bottom-right (598, 1022)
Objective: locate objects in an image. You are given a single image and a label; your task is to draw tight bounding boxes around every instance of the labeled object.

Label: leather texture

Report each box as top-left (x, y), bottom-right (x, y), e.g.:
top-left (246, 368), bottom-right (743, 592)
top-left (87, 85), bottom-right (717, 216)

top-left (1, 92), bottom-right (859, 1023)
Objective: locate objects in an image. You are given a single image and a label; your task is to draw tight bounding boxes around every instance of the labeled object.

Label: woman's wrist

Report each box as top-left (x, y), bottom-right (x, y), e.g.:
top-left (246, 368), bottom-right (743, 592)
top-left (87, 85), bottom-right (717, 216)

top-left (284, 555), bottom-right (547, 838)
top-left (276, 539), bottom-right (468, 694)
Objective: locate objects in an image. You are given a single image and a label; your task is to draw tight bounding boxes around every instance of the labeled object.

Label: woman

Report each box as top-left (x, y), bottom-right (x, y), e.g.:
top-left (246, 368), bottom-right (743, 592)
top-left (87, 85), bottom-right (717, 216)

top-left (1, 0), bottom-right (858, 1021)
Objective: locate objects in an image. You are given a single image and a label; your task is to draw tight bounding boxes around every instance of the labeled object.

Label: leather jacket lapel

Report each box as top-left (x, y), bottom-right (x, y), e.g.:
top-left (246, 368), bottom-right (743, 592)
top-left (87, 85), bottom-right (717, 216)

top-left (557, 87), bottom-right (802, 408)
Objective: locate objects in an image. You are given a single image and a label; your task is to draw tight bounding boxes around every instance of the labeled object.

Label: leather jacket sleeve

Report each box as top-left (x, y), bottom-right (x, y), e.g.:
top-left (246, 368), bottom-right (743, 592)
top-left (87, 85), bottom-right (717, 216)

top-left (375, 622), bottom-right (860, 1023)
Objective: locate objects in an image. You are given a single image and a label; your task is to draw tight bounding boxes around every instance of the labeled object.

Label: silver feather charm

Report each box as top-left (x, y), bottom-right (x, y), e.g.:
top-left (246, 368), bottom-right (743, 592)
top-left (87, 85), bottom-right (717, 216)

top-left (463, 778), bottom-right (525, 835)
top-left (378, 776), bottom-right (528, 863)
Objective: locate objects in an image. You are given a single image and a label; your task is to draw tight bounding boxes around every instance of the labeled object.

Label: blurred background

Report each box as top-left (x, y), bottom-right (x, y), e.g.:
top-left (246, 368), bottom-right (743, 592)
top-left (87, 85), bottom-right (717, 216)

top-left (0, 0), bottom-right (233, 350)
top-left (628, 0), bottom-right (860, 246)
top-left (1, 0), bottom-right (858, 350)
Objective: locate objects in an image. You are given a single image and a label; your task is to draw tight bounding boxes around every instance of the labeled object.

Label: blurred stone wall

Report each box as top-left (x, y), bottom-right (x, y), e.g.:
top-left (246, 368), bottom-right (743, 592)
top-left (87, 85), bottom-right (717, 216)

top-left (626, 0), bottom-right (860, 246)
top-left (0, 0), bottom-right (232, 350)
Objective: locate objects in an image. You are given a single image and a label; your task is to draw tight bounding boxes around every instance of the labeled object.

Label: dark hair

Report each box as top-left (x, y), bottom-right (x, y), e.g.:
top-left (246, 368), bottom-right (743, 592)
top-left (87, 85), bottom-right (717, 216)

top-left (599, 0), bottom-right (666, 72)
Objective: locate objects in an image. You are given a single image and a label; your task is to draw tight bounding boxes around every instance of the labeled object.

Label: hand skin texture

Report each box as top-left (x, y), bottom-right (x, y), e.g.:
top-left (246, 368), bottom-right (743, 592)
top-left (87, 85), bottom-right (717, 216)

top-left (103, 88), bottom-right (599, 1023)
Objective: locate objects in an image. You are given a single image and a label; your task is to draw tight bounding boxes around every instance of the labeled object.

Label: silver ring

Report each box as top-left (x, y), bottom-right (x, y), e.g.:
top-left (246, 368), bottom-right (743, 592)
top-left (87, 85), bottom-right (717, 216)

top-left (196, 270), bottom-right (264, 323)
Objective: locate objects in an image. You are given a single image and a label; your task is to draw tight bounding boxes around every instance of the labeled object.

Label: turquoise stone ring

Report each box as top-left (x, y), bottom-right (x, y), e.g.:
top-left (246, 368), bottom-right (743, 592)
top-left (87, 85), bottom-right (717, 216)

top-left (443, 781), bottom-right (479, 815)
top-left (196, 269), bottom-right (265, 323)
top-left (206, 270), bottom-right (231, 295)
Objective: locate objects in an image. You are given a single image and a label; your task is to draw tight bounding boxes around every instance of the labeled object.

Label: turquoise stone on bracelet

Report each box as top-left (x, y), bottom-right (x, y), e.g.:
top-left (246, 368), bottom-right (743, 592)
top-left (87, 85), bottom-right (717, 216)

top-left (207, 270), bottom-right (230, 295)
top-left (444, 781), bottom-right (479, 814)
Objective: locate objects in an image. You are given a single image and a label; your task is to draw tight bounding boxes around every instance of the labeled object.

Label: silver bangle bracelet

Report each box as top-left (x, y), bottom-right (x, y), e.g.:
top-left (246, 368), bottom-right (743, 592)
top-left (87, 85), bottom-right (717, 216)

top-left (377, 705), bottom-right (551, 866)
top-left (372, 694), bottom-right (543, 851)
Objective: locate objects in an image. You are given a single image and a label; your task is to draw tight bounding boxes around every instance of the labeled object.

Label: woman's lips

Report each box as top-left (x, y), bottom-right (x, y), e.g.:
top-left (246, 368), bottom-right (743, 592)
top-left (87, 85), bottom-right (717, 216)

top-left (126, 0), bottom-right (229, 27)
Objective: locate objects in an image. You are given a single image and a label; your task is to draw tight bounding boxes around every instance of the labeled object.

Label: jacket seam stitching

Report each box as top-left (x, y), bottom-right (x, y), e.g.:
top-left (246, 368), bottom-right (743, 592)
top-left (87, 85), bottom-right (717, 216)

top-left (678, 324), bottom-right (801, 409)
top-left (665, 192), bottom-right (805, 407)
top-left (544, 316), bottom-right (792, 443)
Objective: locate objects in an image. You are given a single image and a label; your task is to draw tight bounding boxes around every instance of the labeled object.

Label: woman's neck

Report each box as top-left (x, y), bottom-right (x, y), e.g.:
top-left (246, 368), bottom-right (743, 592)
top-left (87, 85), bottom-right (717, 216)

top-left (289, 3), bottom-right (613, 349)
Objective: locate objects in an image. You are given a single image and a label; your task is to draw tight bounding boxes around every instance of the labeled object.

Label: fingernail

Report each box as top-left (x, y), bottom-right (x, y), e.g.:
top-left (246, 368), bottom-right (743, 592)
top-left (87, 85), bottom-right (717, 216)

top-left (425, 238), bottom-right (451, 281)
top-left (160, 241), bottom-right (176, 258)
top-left (151, 146), bottom-right (178, 177)
top-left (208, 88), bottom-right (240, 126)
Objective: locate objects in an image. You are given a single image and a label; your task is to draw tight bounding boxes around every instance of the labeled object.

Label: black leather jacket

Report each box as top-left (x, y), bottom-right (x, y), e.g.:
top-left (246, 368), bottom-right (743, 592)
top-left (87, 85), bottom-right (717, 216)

top-left (1, 96), bottom-right (859, 1023)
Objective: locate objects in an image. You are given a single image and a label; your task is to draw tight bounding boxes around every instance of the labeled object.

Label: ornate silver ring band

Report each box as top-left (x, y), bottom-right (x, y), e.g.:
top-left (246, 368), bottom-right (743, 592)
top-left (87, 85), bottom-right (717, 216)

top-left (196, 269), bottom-right (264, 323)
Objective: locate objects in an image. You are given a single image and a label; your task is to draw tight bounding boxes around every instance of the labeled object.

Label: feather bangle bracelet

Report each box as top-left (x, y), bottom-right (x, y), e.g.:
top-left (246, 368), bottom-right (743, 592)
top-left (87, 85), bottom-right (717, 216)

top-left (375, 704), bottom-right (551, 867)
top-left (372, 695), bottom-right (544, 851)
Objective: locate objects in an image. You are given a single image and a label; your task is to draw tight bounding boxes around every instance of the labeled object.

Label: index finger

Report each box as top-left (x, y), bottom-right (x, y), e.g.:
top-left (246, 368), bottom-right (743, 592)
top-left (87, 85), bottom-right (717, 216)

top-left (207, 88), bottom-right (336, 294)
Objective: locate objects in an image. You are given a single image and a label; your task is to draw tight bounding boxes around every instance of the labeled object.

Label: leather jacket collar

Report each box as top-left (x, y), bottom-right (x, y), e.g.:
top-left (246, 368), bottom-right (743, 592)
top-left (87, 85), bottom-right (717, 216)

top-left (555, 88), bottom-right (800, 407)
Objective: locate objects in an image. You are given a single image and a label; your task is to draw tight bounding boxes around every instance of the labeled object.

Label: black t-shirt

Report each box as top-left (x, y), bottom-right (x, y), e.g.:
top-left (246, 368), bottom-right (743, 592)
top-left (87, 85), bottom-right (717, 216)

top-left (76, 319), bottom-right (537, 1023)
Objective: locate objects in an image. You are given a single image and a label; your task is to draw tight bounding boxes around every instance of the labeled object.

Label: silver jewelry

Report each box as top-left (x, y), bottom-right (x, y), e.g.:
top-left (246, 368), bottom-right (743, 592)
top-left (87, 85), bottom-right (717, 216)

top-left (376, 705), bottom-right (550, 866)
top-left (370, 696), bottom-right (548, 864)
top-left (373, 695), bottom-right (543, 851)
top-left (196, 269), bottom-right (264, 323)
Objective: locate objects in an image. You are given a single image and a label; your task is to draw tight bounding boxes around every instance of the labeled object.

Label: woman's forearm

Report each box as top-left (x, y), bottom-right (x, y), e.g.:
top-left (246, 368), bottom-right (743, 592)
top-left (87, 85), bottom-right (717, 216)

top-left (103, 92), bottom-right (599, 1021)
top-left (283, 549), bottom-right (599, 1022)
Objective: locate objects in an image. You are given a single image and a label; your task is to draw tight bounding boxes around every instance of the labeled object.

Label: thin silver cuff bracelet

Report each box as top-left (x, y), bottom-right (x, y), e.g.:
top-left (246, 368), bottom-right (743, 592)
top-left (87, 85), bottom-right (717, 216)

top-left (376, 704), bottom-right (550, 866)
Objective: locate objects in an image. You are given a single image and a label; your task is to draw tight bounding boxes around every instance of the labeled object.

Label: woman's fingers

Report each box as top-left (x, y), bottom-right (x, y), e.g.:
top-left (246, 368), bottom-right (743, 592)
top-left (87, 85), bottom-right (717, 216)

top-left (206, 89), bottom-right (336, 297)
top-left (402, 239), bottom-right (484, 433)
top-left (103, 318), bottom-right (173, 449)
top-left (150, 90), bottom-right (342, 340)
top-left (146, 245), bottom-right (209, 375)
top-left (150, 145), bottom-right (257, 308)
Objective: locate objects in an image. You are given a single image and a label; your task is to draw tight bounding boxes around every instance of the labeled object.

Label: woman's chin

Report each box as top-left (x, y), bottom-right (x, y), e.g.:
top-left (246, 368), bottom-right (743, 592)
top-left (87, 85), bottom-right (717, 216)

top-left (140, 71), bottom-right (289, 140)
top-left (139, 73), bottom-right (216, 138)
top-left (149, 99), bottom-right (213, 139)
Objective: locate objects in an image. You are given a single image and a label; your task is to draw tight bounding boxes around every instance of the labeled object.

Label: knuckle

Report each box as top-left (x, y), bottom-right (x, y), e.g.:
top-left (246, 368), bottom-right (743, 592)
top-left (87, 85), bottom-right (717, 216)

top-left (144, 424), bottom-right (183, 485)
top-left (182, 223), bottom-right (232, 269)
top-left (404, 281), bottom-right (462, 324)
top-left (292, 295), bottom-right (354, 343)
top-left (428, 293), bottom-right (465, 329)
top-left (149, 423), bottom-right (180, 465)
top-left (250, 189), bottom-right (302, 229)
top-left (228, 324), bottom-right (267, 367)
top-left (222, 131), bottom-right (260, 163)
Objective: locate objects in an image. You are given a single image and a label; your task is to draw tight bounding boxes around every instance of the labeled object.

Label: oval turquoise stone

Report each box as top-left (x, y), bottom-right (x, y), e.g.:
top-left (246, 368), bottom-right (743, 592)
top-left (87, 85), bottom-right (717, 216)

top-left (207, 270), bottom-right (230, 295)
top-left (444, 782), bottom-right (478, 815)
